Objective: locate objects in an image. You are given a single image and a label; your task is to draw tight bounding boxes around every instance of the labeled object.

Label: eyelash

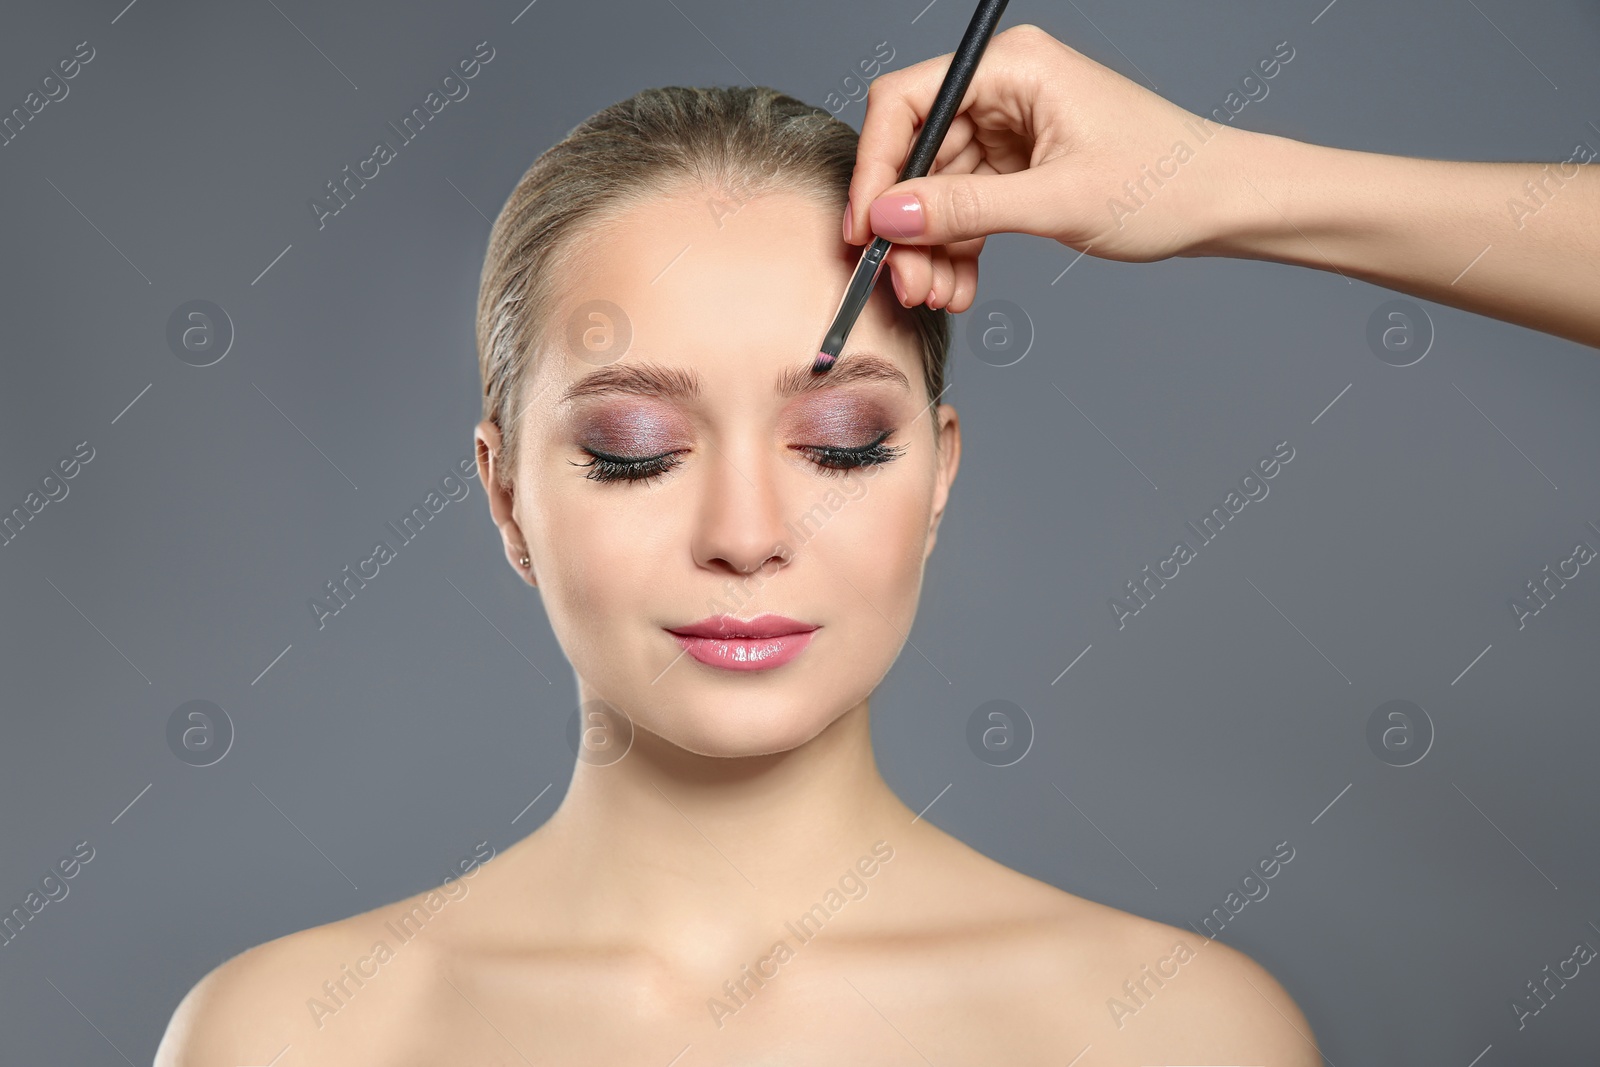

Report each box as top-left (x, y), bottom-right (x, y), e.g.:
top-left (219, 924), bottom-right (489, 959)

top-left (572, 430), bottom-right (906, 484)
top-left (801, 432), bottom-right (907, 477)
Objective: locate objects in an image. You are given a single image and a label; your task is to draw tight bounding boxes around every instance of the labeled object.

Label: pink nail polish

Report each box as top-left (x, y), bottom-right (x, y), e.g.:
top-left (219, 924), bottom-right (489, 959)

top-left (870, 193), bottom-right (924, 239)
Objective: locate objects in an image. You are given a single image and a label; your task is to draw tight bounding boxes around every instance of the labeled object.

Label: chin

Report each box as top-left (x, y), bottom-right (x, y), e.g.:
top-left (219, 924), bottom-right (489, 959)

top-left (626, 684), bottom-right (854, 758)
top-left (667, 701), bottom-right (843, 758)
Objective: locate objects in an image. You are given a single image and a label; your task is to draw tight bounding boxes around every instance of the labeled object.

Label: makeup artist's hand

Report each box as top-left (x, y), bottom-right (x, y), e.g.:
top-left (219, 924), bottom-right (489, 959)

top-left (842, 23), bottom-right (1253, 312)
top-left (844, 22), bottom-right (1600, 349)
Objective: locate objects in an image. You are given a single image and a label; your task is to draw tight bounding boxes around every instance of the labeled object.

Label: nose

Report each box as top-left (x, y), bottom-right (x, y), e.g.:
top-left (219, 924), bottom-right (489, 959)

top-left (690, 438), bottom-right (793, 577)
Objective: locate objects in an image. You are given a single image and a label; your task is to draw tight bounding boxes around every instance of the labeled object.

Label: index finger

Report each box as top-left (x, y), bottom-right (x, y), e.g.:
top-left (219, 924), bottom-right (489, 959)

top-left (843, 49), bottom-right (979, 243)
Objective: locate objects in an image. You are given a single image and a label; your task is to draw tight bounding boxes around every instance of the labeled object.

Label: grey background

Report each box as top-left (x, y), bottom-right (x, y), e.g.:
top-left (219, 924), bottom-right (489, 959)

top-left (2, 0), bottom-right (1598, 1062)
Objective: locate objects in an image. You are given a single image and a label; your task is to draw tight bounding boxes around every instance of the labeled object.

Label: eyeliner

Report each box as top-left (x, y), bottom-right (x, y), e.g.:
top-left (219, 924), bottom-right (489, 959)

top-left (812, 0), bottom-right (1011, 375)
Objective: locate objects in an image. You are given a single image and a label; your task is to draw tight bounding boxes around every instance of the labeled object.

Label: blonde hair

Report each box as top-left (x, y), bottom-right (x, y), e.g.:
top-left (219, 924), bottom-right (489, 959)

top-left (474, 85), bottom-right (949, 484)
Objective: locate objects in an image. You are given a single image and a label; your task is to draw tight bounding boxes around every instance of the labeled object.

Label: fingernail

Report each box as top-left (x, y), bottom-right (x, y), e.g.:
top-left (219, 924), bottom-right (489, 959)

top-left (870, 193), bottom-right (924, 239)
top-left (842, 197), bottom-right (853, 243)
top-left (891, 267), bottom-right (907, 306)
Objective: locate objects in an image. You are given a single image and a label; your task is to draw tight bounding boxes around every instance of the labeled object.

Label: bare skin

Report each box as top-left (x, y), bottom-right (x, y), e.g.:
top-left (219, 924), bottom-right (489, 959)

top-left (156, 717), bottom-right (1317, 1066)
top-left (847, 24), bottom-right (1600, 350)
top-left (155, 22), bottom-right (1597, 1064)
top-left (154, 59), bottom-right (1328, 1067)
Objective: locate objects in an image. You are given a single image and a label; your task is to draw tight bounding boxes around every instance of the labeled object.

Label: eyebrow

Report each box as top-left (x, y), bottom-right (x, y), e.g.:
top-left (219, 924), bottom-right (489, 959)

top-left (557, 352), bottom-right (911, 406)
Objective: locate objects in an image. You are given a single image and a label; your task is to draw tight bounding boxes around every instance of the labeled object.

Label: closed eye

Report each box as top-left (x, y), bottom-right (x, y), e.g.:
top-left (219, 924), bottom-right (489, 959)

top-left (794, 430), bottom-right (906, 475)
top-left (572, 430), bottom-right (906, 485)
top-left (571, 448), bottom-right (683, 484)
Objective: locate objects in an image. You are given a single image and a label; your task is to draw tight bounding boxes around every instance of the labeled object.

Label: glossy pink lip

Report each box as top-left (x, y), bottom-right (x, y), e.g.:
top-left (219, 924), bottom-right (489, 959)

top-left (665, 613), bottom-right (819, 671)
top-left (669, 613), bottom-right (817, 639)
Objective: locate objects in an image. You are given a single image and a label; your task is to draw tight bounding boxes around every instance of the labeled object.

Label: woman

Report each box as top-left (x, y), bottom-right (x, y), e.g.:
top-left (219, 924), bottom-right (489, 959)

top-left (157, 23), bottom-right (1595, 1067)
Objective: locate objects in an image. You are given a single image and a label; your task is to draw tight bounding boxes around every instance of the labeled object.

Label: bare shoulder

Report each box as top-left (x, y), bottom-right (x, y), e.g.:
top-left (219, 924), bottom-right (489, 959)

top-left (922, 838), bottom-right (1320, 1063)
top-left (153, 920), bottom-right (343, 1066)
top-left (152, 897), bottom-right (434, 1067)
top-left (1095, 909), bottom-right (1320, 1064)
top-left (1033, 891), bottom-right (1322, 1065)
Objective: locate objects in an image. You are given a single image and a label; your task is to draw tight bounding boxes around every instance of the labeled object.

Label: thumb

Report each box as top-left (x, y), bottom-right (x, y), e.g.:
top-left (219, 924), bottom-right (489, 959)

top-left (867, 170), bottom-right (1053, 245)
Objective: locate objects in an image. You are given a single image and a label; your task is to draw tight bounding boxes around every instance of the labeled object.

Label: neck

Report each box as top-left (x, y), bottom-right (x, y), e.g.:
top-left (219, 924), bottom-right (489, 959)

top-left (531, 695), bottom-right (918, 965)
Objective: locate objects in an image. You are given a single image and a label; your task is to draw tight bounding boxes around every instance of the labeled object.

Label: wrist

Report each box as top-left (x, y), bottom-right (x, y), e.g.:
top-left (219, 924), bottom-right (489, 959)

top-left (1181, 124), bottom-right (1312, 259)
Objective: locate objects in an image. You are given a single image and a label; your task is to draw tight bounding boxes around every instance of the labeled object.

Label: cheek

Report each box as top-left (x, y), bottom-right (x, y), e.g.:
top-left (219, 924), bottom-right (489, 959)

top-left (522, 477), bottom-right (676, 645)
top-left (801, 469), bottom-right (932, 612)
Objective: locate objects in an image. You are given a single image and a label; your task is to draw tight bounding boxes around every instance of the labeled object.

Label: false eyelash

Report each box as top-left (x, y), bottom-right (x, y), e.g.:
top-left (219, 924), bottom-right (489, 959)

top-left (797, 431), bottom-right (906, 476)
top-left (572, 449), bottom-right (683, 484)
top-left (572, 430), bottom-right (906, 485)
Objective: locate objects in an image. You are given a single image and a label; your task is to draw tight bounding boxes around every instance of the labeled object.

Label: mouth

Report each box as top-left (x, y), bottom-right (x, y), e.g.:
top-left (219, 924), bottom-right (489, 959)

top-left (664, 613), bottom-right (819, 671)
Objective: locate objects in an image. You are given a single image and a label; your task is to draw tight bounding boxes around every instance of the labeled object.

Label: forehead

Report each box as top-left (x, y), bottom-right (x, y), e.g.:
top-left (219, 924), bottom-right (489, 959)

top-left (538, 186), bottom-right (920, 402)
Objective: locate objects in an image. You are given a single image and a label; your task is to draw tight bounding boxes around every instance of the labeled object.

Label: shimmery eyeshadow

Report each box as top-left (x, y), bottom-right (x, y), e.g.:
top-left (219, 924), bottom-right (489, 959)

top-left (573, 404), bottom-right (689, 455)
top-left (791, 396), bottom-right (894, 442)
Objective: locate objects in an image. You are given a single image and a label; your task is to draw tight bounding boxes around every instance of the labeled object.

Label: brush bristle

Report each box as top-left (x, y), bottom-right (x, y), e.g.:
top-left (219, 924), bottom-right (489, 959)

top-left (811, 351), bottom-right (836, 373)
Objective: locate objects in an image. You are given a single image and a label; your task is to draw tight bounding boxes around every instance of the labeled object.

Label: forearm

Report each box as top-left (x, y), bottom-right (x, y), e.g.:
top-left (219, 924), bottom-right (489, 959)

top-left (1193, 131), bottom-right (1600, 349)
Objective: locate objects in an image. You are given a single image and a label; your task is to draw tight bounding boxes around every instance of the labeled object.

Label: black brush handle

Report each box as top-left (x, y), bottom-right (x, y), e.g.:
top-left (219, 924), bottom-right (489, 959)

top-left (896, 0), bottom-right (1011, 184)
top-left (815, 0), bottom-right (1010, 371)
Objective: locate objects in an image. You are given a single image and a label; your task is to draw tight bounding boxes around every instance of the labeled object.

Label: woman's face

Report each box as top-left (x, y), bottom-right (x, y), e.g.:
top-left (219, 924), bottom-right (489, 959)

top-left (477, 184), bottom-right (960, 757)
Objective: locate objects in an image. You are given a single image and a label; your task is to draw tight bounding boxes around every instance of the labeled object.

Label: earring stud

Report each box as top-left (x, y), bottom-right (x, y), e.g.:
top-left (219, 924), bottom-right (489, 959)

top-left (519, 552), bottom-right (530, 569)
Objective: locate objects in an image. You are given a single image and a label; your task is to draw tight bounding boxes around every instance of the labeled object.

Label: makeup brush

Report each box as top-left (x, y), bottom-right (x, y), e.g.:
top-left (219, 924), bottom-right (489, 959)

top-left (812, 0), bottom-right (1011, 375)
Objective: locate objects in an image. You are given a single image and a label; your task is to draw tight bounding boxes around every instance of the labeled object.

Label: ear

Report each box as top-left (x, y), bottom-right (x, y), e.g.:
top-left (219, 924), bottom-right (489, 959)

top-left (475, 420), bottom-right (536, 585)
top-left (923, 403), bottom-right (961, 561)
